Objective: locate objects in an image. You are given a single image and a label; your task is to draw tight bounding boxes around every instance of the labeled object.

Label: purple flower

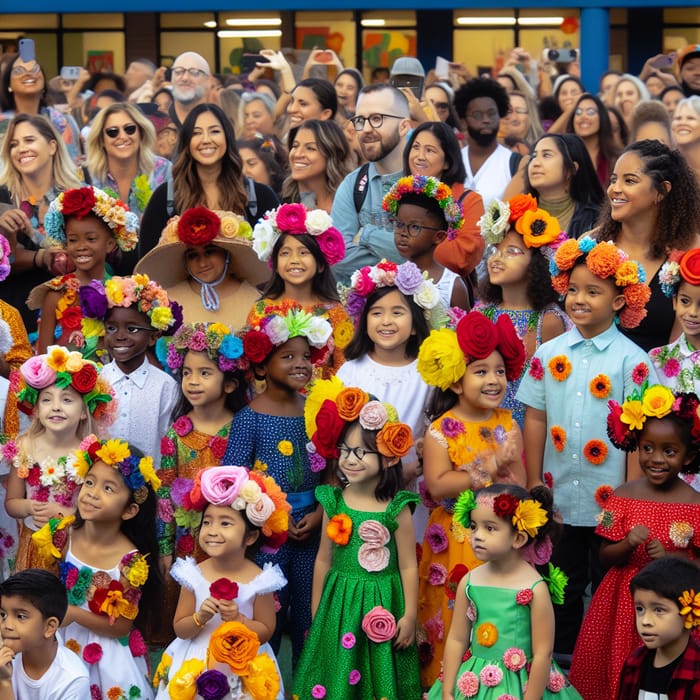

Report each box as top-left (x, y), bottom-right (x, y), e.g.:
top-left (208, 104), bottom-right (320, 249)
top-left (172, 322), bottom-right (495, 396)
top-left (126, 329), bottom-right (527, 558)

top-left (428, 562), bottom-right (447, 586)
top-left (425, 523), bottom-right (448, 553)
top-left (341, 632), bottom-right (356, 649)
top-left (170, 477), bottom-right (194, 507)
top-left (312, 685), bottom-right (326, 698)
top-left (395, 261), bottom-right (424, 294)
top-left (348, 670), bottom-right (361, 685)
top-left (79, 280), bottom-right (108, 319)
top-left (218, 356), bottom-right (238, 372)
top-left (167, 344), bottom-right (183, 370)
top-left (309, 451), bottom-right (326, 472)
top-left (195, 669), bottom-right (230, 700)
top-left (441, 417), bottom-right (465, 438)
top-left (345, 291), bottom-right (367, 318)
top-left (169, 301), bottom-right (184, 333)
top-left (494, 425), bottom-right (507, 444)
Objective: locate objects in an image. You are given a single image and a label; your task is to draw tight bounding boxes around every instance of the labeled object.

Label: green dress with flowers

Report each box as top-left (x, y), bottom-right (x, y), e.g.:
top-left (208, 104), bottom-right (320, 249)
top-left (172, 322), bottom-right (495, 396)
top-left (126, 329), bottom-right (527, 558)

top-left (428, 578), bottom-right (582, 700)
top-left (292, 485), bottom-right (422, 700)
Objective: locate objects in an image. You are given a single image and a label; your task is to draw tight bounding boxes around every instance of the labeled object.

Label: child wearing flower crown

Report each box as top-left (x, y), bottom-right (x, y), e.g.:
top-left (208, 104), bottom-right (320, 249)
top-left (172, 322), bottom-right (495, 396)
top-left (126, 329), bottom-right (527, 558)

top-left (31, 437), bottom-right (161, 699)
top-left (27, 185), bottom-right (140, 354)
top-left (4, 347), bottom-right (115, 571)
top-left (223, 307), bottom-right (333, 665)
top-left (293, 381), bottom-right (422, 699)
top-left (516, 236), bottom-right (657, 663)
top-left (154, 465), bottom-right (288, 700)
top-left (415, 309), bottom-right (527, 687)
top-left (383, 174), bottom-right (470, 310)
top-left (250, 203), bottom-right (352, 377)
top-left (430, 484), bottom-right (582, 700)
top-left (616, 558), bottom-right (700, 699)
top-left (569, 386), bottom-right (700, 700)
top-left (476, 194), bottom-right (571, 427)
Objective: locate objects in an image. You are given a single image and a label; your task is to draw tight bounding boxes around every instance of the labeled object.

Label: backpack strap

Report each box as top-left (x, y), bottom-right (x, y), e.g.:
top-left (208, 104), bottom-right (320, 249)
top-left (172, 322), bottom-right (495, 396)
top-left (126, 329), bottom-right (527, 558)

top-left (166, 173), bottom-right (175, 218)
top-left (353, 162), bottom-right (371, 213)
top-left (246, 177), bottom-right (257, 220)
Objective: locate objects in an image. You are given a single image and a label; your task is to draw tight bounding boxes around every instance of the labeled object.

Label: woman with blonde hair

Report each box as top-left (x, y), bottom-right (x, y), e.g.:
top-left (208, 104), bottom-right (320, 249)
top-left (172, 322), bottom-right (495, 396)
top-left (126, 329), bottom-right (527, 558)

top-left (672, 96), bottom-right (700, 184)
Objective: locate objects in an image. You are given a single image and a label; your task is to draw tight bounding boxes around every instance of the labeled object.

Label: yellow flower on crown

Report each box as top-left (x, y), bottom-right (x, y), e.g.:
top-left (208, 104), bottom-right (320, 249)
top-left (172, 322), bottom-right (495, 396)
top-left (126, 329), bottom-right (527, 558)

top-left (512, 499), bottom-right (548, 537)
top-left (138, 456), bottom-right (161, 491)
top-left (642, 385), bottom-right (675, 419)
top-left (45, 345), bottom-right (70, 372)
top-left (620, 399), bottom-right (645, 431)
top-left (74, 450), bottom-right (91, 480)
top-left (64, 351), bottom-right (85, 373)
top-left (104, 279), bottom-right (124, 305)
top-left (209, 322), bottom-right (231, 337)
top-left (96, 439), bottom-right (131, 466)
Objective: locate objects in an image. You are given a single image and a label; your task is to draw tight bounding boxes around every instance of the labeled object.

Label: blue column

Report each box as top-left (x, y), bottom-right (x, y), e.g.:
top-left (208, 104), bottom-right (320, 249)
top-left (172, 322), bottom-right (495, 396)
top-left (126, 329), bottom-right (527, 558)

top-left (580, 7), bottom-right (610, 94)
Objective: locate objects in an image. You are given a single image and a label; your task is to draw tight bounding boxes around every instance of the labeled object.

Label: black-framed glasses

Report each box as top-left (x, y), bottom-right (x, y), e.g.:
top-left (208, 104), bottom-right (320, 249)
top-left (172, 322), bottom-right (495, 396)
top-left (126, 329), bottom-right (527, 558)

top-left (104, 324), bottom-right (153, 335)
top-left (349, 113), bottom-right (403, 131)
top-left (390, 217), bottom-right (441, 238)
top-left (172, 67), bottom-right (208, 79)
top-left (338, 445), bottom-right (379, 461)
top-left (467, 108), bottom-right (499, 121)
top-left (104, 124), bottom-right (138, 139)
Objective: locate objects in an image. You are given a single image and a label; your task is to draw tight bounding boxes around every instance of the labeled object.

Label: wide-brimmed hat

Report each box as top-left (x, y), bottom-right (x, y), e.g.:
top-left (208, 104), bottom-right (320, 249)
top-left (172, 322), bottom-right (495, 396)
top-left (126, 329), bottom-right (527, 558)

top-left (134, 207), bottom-right (270, 289)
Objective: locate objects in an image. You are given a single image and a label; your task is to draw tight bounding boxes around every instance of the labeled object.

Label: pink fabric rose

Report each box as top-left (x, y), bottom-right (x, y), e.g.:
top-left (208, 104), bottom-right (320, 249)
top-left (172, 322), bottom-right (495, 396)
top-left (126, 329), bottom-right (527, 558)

top-left (456, 671), bottom-right (479, 697)
top-left (20, 356), bottom-right (57, 389)
top-left (361, 606), bottom-right (396, 643)
top-left (160, 436), bottom-right (175, 456)
top-left (311, 685), bottom-right (326, 698)
top-left (200, 466), bottom-right (248, 506)
top-left (548, 670), bottom-right (566, 692)
top-left (351, 266), bottom-right (376, 295)
top-left (128, 629), bottom-right (147, 656)
top-left (246, 492), bottom-right (275, 526)
top-left (358, 543), bottom-right (389, 572)
top-left (503, 647), bottom-right (527, 672)
top-left (348, 670), bottom-right (361, 686)
top-left (358, 520), bottom-right (390, 546)
top-left (358, 401), bottom-right (388, 431)
top-left (275, 203), bottom-right (308, 234)
top-left (172, 415), bottom-right (193, 437)
top-left (515, 589), bottom-right (534, 606)
top-left (316, 229), bottom-right (345, 266)
top-left (479, 664), bottom-right (503, 687)
top-left (428, 563), bottom-right (447, 586)
top-left (341, 632), bottom-right (356, 649)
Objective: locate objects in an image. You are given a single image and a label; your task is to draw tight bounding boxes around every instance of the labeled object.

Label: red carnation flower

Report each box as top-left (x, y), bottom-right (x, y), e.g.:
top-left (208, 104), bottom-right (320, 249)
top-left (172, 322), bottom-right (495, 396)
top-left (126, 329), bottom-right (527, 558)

top-left (209, 436), bottom-right (227, 460)
top-left (177, 207), bottom-right (220, 246)
top-left (493, 493), bottom-right (518, 519)
top-left (62, 188), bottom-right (96, 218)
top-left (176, 533), bottom-right (195, 556)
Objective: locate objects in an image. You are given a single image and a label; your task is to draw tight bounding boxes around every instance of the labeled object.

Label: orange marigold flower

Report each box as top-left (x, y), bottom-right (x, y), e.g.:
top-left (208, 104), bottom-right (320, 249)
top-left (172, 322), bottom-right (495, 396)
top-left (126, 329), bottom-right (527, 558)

top-left (548, 355), bottom-right (572, 381)
top-left (595, 484), bottom-right (614, 507)
top-left (550, 426), bottom-right (566, 452)
top-left (623, 283), bottom-right (652, 308)
top-left (551, 272), bottom-right (570, 296)
top-left (326, 513), bottom-right (353, 545)
top-left (586, 241), bottom-right (621, 279)
top-left (515, 208), bottom-right (561, 248)
top-left (65, 638), bottom-right (81, 654)
top-left (589, 374), bottom-right (611, 399)
top-left (107, 688), bottom-right (122, 700)
top-left (554, 239), bottom-right (583, 271)
top-left (583, 439), bottom-right (608, 465)
top-left (615, 260), bottom-right (640, 287)
top-left (476, 622), bottom-right (498, 647)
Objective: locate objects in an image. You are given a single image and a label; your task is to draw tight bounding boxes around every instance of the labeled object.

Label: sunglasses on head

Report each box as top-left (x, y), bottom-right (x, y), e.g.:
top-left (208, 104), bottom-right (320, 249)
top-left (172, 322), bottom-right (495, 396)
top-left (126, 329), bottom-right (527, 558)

top-left (104, 124), bottom-right (138, 139)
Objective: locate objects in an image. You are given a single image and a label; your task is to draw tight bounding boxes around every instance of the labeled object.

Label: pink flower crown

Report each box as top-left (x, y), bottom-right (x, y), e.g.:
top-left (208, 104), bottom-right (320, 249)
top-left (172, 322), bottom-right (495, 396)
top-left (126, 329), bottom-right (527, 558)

top-left (252, 203), bottom-right (345, 266)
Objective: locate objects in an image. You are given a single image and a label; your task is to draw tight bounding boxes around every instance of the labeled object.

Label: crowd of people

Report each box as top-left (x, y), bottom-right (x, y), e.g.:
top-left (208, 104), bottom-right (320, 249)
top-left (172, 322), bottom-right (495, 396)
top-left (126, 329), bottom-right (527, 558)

top-left (0, 39), bottom-right (698, 700)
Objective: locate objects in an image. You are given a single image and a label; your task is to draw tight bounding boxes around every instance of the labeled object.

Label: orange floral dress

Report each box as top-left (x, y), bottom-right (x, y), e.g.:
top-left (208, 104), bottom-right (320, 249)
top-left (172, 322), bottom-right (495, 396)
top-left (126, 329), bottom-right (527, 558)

top-left (417, 408), bottom-right (525, 687)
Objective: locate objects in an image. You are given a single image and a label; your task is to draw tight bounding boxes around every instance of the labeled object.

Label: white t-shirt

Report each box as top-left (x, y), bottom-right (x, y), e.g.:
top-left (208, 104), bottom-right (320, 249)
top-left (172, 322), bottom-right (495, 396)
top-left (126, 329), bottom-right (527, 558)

top-left (12, 644), bottom-right (90, 700)
top-left (461, 143), bottom-right (513, 203)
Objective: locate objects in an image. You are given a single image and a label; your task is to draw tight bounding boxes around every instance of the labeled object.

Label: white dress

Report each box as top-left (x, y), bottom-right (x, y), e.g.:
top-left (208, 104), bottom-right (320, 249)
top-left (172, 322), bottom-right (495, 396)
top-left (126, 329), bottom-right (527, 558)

top-left (154, 557), bottom-right (287, 700)
top-left (61, 545), bottom-right (153, 700)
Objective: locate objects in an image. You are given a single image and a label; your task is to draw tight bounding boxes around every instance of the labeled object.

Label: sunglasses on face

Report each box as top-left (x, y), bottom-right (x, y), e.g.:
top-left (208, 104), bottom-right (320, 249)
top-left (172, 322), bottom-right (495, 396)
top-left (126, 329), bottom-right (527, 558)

top-left (104, 124), bottom-right (138, 139)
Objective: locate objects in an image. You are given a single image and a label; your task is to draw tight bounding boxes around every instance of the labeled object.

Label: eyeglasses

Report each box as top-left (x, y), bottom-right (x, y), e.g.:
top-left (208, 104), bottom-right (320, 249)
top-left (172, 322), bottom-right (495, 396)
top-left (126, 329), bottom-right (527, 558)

top-left (338, 445), bottom-right (379, 461)
top-left (104, 124), bottom-right (138, 139)
top-left (487, 244), bottom-right (526, 259)
top-left (104, 324), bottom-right (153, 335)
top-left (349, 113), bottom-right (403, 131)
top-left (390, 217), bottom-right (441, 238)
top-left (11, 63), bottom-right (41, 77)
top-left (172, 67), bottom-right (208, 80)
top-left (432, 102), bottom-right (449, 111)
top-left (575, 107), bottom-right (598, 117)
top-left (466, 108), bottom-right (499, 121)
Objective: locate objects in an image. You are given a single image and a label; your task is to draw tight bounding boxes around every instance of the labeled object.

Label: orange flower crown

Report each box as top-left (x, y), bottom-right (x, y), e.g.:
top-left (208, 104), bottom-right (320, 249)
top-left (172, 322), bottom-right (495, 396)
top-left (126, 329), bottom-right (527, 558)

top-left (549, 236), bottom-right (651, 329)
top-left (304, 378), bottom-right (413, 462)
top-left (679, 589), bottom-right (700, 629)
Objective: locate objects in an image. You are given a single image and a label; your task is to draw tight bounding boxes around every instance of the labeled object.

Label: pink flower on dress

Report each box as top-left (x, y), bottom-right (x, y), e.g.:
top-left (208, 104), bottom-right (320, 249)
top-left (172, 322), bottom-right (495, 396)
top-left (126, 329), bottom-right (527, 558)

top-left (160, 436), bottom-right (175, 456)
top-left (547, 669), bottom-right (566, 692)
top-left (64, 567), bottom-right (79, 589)
top-left (503, 647), bottom-right (527, 672)
top-left (466, 601), bottom-right (477, 622)
top-left (361, 606), bottom-right (396, 643)
top-left (91, 685), bottom-right (101, 700)
top-left (425, 523), bottom-right (448, 553)
top-left (496, 695), bottom-right (519, 700)
top-left (456, 671), bottom-right (479, 697)
top-left (128, 628), bottom-right (147, 656)
top-left (311, 685), bottom-right (326, 698)
top-left (82, 642), bottom-right (103, 664)
top-left (441, 416), bottom-right (465, 438)
top-left (632, 362), bottom-right (649, 385)
top-left (479, 664), bottom-right (503, 687)
top-left (428, 563), bottom-right (447, 586)
top-left (172, 416), bottom-right (193, 437)
top-left (341, 632), bottom-right (356, 649)
top-left (348, 670), bottom-right (361, 686)
top-left (2, 441), bottom-right (17, 461)
top-left (358, 520), bottom-right (390, 547)
top-left (358, 543), bottom-right (389, 572)
top-left (157, 499), bottom-right (174, 523)
top-left (515, 589), bottom-right (534, 606)
top-left (424, 613), bottom-right (444, 643)
top-left (528, 357), bottom-right (544, 380)
top-left (663, 358), bottom-right (681, 378)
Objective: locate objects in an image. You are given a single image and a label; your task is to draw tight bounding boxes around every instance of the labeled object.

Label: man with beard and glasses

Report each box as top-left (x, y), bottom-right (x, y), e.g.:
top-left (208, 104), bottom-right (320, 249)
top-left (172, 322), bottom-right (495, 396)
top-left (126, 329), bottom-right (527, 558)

top-left (169, 51), bottom-right (211, 130)
top-left (455, 77), bottom-right (514, 202)
top-left (331, 84), bottom-right (411, 284)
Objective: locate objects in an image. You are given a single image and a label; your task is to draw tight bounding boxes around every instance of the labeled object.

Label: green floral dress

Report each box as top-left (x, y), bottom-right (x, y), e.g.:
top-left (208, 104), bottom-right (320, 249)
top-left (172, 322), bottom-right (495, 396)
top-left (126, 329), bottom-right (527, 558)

top-left (293, 485), bottom-right (421, 700)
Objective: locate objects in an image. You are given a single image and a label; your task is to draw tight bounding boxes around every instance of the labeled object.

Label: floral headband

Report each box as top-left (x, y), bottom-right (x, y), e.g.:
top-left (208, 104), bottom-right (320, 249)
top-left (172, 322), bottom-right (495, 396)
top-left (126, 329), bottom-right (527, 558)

top-left (17, 347), bottom-right (115, 422)
top-left (659, 248), bottom-right (700, 297)
top-left (679, 589), bottom-right (700, 629)
top-left (479, 194), bottom-right (567, 254)
top-left (382, 175), bottom-right (464, 237)
top-left (304, 378), bottom-right (414, 462)
top-left (242, 305), bottom-right (333, 366)
top-left (417, 310), bottom-right (525, 390)
top-left (44, 186), bottom-right (139, 252)
top-left (162, 206), bottom-right (253, 246)
top-left (74, 436), bottom-right (161, 504)
top-left (165, 322), bottom-right (247, 374)
top-left (252, 203), bottom-right (345, 266)
top-left (607, 382), bottom-right (700, 453)
top-left (549, 237), bottom-right (651, 329)
top-left (343, 259), bottom-right (444, 328)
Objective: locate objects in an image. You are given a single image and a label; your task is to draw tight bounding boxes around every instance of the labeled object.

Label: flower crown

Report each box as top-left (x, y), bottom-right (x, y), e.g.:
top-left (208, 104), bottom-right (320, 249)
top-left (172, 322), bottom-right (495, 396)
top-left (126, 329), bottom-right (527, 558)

top-left (0, 233), bottom-right (11, 283)
top-left (659, 248), bottom-right (700, 297)
top-left (165, 322), bottom-right (247, 374)
top-left (79, 274), bottom-right (180, 337)
top-left (17, 347), bottom-right (115, 422)
top-left (189, 466), bottom-right (291, 552)
top-left (417, 310), bottom-right (526, 391)
top-left (162, 206), bottom-right (253, 246)
top-left (242, 305), bottom-right (333, 366)
top-left (607, 382), bottom-right (700, 454)
top-left (479, 194), bottom-right (567, 255)
top-left (453, 489), bottom-right (548, 537)
top-left (44, 186), bottom-right (139, 252)
top-left (252, 203), bottom-right (345, 265)
top-left (343, 259), bottom-right (445, 328)
top-left (549, 237), bottom-right (651, 329)
top-left (304, 378), bottom-right (414, 461)
top-left (678, 589), bottom-right (700, 629)
top-left (382, 176), bottom-right (464, 237)
top-left (74, 436), bottom-right (161, 505)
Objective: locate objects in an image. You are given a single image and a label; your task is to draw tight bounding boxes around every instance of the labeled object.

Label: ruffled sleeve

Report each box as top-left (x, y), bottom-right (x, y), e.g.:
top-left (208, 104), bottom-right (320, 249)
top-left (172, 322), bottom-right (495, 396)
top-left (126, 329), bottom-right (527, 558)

top-left (244, 562), bottom-right (288, 596)
top-left (315, 484), bottom-right (341, 518)
top-left (169, 556), bottom-right (206, 593)
top-left (594, 493), bottom-right (627, 541)
top-left (386, 490), bottom-right (419, 522)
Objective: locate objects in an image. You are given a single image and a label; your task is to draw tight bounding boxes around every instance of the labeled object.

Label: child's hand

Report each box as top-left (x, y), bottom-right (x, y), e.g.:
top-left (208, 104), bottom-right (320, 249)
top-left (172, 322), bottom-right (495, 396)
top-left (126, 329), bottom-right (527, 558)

top-left (197, 597), bottom-right (220, 625)
top-left (627, 524), bottom-right (650, 548)
top-left (393, 615), bottom-right (416, 649)
top-left (495, 428), bottom-right (519, 472)
top-left (0, 646), bottom-right (13, 680)
top-left (646, 538), bottom-right (666, 559)
top-left (217, 599), bottom-right (239, 622)
top-left (288, 509), bottom-right (322, 542)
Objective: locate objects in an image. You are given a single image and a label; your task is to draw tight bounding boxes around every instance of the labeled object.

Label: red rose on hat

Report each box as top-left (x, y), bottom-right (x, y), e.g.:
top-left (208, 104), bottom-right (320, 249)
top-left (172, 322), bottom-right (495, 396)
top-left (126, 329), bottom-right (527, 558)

top-left (177, 207), bottom-right (220, 246)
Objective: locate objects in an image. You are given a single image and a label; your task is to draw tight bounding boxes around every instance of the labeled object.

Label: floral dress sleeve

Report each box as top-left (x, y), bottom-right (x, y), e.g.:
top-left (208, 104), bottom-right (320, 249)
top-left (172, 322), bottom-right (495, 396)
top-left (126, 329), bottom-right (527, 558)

top-left (386, 490), bottom-right (419, 524)
top-left (315, 484), bottom-right (341, 518)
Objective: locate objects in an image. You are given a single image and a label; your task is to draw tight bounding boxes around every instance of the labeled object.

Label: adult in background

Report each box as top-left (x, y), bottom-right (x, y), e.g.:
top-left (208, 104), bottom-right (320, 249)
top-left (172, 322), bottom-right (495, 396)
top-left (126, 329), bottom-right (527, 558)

top-left (330, 84), bottom-right (411, 284)
top-left (169, 52), bottom-right (211, 130)
top-left (677, 44), bottom-right (700, 97)
top-left (672, 96), bottom-right (700, 185)
top-left (124, 58), bottom-right (156, 102)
